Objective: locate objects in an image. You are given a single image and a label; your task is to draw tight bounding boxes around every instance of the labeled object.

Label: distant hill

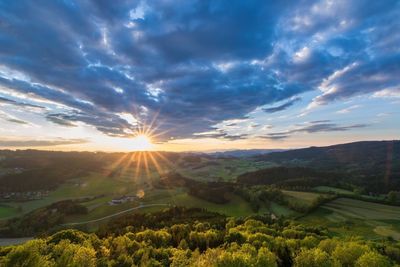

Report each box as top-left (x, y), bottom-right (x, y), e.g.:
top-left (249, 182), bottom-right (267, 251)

top-left (237, 166), bottom-right (338, 187)
top-left (209, 149), bottom-right (287, 158)
top-left (256, 140), bottom-right (399, 163)
top-left (253, 141), bottom-right (400, 192)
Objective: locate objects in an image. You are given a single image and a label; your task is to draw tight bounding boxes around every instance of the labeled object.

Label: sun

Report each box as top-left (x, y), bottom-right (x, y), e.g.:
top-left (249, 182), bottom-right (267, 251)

top-left (130, 134), bottom-right (153, 151)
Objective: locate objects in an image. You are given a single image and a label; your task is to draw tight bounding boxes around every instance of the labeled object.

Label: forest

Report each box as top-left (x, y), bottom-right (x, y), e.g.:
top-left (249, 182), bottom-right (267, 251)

top-left (1, 207), bottom-right (400, 266)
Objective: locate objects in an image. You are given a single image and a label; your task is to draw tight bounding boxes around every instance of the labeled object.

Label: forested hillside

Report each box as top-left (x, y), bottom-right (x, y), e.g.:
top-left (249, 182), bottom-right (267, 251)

top-left (254, 141), bottom-right (400, 192)
top-left (1, 207), bottom-right (399, 266)
top-left (0, 151), bottom-right (107, 192)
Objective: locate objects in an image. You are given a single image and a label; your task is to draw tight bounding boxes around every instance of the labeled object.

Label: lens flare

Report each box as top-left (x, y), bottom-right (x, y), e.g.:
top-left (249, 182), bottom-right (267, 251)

top-left (130, 134), bottom-right (153, 151)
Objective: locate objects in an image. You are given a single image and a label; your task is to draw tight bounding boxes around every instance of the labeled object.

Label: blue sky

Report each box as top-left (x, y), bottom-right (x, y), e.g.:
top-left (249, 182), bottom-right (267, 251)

top-left (0, 0), bottom-right (399, 151)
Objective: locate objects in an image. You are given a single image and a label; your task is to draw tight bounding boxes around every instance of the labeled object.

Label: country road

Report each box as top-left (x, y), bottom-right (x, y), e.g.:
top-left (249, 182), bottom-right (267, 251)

top-left (62, 203), bottom-right (171, 226)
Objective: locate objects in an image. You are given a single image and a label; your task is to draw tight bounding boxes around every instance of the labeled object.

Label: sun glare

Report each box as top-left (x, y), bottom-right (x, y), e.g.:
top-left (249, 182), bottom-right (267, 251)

top-left (130, 134), bottom-right (153, 151)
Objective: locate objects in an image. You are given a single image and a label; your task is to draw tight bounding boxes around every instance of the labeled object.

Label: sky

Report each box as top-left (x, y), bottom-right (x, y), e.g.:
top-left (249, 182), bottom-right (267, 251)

top-left (0, 0), bottom-right (399, 152)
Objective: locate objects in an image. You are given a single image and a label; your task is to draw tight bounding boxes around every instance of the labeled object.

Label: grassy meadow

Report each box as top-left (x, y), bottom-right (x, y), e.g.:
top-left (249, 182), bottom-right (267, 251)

top-left (300, 198), bottom-right (400, 240)
top-left (282, 190), bottom-right (323, 206)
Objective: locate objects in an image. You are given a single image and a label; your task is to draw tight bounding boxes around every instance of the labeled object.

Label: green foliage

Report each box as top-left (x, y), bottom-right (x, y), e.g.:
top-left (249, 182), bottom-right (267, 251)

top-left (388, 191), bottom-right (398, 203)
top-left (135, 229), bottom-right (172, 247)
top-left (355, 251), bottom-right (391, 267)
top-left (294, 248), bottom-right (336, 267)
top-left (0, 212), bottom-right (399, 267)
top-left (48, 229), bottom-right (88, 244)
top-left (332, 242), bottom-right (369, 266)
top-left (51, 240), bottom-right (96, 267)
top-left (3, 240), bottom-right (53, 267)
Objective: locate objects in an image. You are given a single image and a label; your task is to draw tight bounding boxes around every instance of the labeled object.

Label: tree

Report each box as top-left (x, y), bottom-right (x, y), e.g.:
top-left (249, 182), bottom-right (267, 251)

top-left (171, 249), bottom-right (192, 267)
top-left (318, 239), bottom-right (339, 254)
top-left (355, 251), bottom-right (391, 267)
top-left (135, 229), bottom-right (171, 247)
top-left (256, 247), bottom-right (278, 267)
top-left (332, 242), bottom-right (369, 266)
top-left (169, 224), bottom-right (190, 246)
top-left (4, 240), bottom-right (53, 267)
top-left (224, 229), bottom-right (246, 245)
top-left (388, 191), bottom-right (397, 203)
top-left (71, 246), bottom-right (97, 267)
top-left (49, 229), bottom-right (88, 244)
top-left (294, 248), bottom-right (336, 267)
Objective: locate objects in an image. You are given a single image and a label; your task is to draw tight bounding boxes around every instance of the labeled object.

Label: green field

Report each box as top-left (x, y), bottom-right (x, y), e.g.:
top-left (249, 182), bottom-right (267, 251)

top-left (313, 186), bottom-right (386, 201)
top-left (300, 198), bottom-right (400, 240)
top-left (0, 171), bottom-right (148, 220)
top-left (0, 156), bottom-right (272, 221)
top-left (313, 186), bottom-right (355, 195)
top-left (60, 188), bottom-right (257, 228)
top-left (0, 161), bottom-right (262, 223)
top-left (282, 190), bottom-right (322, 206)
top-left (152, 192), bottom-right (256, 217)
top-left (177, 158), bottom-right (275, 181)
top-left (270, 202), bottom-right (298, 217)
top-left (0, 205), bottom-right (19, 219)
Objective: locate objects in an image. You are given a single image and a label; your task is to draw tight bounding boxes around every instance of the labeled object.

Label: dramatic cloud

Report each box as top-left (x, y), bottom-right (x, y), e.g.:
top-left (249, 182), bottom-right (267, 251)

top-left (0, 138), bottom-right (88, 147)
top-left (262, 121), bottom-right (368, 140)
top-left (0, 0), bottom-right (398, 140)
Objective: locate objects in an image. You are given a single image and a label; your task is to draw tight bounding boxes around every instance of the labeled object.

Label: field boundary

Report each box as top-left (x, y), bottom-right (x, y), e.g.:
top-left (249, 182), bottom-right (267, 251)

top-left (62, 203), bottom-right (171, 226)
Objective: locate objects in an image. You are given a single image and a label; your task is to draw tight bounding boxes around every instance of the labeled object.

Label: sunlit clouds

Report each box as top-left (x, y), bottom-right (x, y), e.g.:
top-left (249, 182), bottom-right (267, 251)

top-left (0, 0), bottom-right (399, 151)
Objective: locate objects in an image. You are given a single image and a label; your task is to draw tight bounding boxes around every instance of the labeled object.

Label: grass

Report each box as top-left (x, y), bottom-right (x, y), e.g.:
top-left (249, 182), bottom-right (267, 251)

top-left (0, 204), bottom-right (19, 219)
top-left (144, 189), bottom-right (256, 217)
top-left (313, 186), bottom-right (386, 201)
top-left (0, 172), bottom-right (144, 220)
top-left (0, 157), bottom-right (273, 220)
top-left (300, 197), bottom-right (400, 240)
top-left (374, 226), bottom-right (400, 240)
top-left (313, 186), bottom-right (355, 195)
top-left (270, 202), bottom-right (298, 217)
top-left (63, 187), bottom-right (256, 225)
top-left (282, 190), bottom-right (322, 206)
top-left (0, 161), bottom-right (263, 222)
top-left (323, 198), bottom-right (400, 220)
top-left (177, 158), bottom-right (275, 182)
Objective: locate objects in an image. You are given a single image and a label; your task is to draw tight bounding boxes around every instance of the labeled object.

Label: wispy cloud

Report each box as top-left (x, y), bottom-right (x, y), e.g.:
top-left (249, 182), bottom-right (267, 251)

top-left (193, 129), bottom-right (248, 141)
top-left (0, 138), bottom-right (88, 147)
top-left (372, 88), bottom-right (400, 99)
top-left (262, 121), bottom-right (368, 140)
top-left (0, 111), bottom-right (29, 125)
top-left (336, 105), bottom-right (361, 114)
top-left (263, 97), bottom-right (301, 113)
top-left (0, 96), bottom-right (45, 110)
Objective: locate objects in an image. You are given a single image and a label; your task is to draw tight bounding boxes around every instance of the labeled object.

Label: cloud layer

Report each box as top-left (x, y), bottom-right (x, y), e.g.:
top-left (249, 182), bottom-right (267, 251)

top-left (262, 121), bottom-right (368, 140)
top-left (0, 138), bottom-right (88, 147)
top-left (0, 0), bottom-right (398, 140)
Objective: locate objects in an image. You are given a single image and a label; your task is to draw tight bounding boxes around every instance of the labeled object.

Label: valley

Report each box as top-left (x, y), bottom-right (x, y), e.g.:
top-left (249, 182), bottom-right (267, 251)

top-left (0, 141), bottom-right (399, 242)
